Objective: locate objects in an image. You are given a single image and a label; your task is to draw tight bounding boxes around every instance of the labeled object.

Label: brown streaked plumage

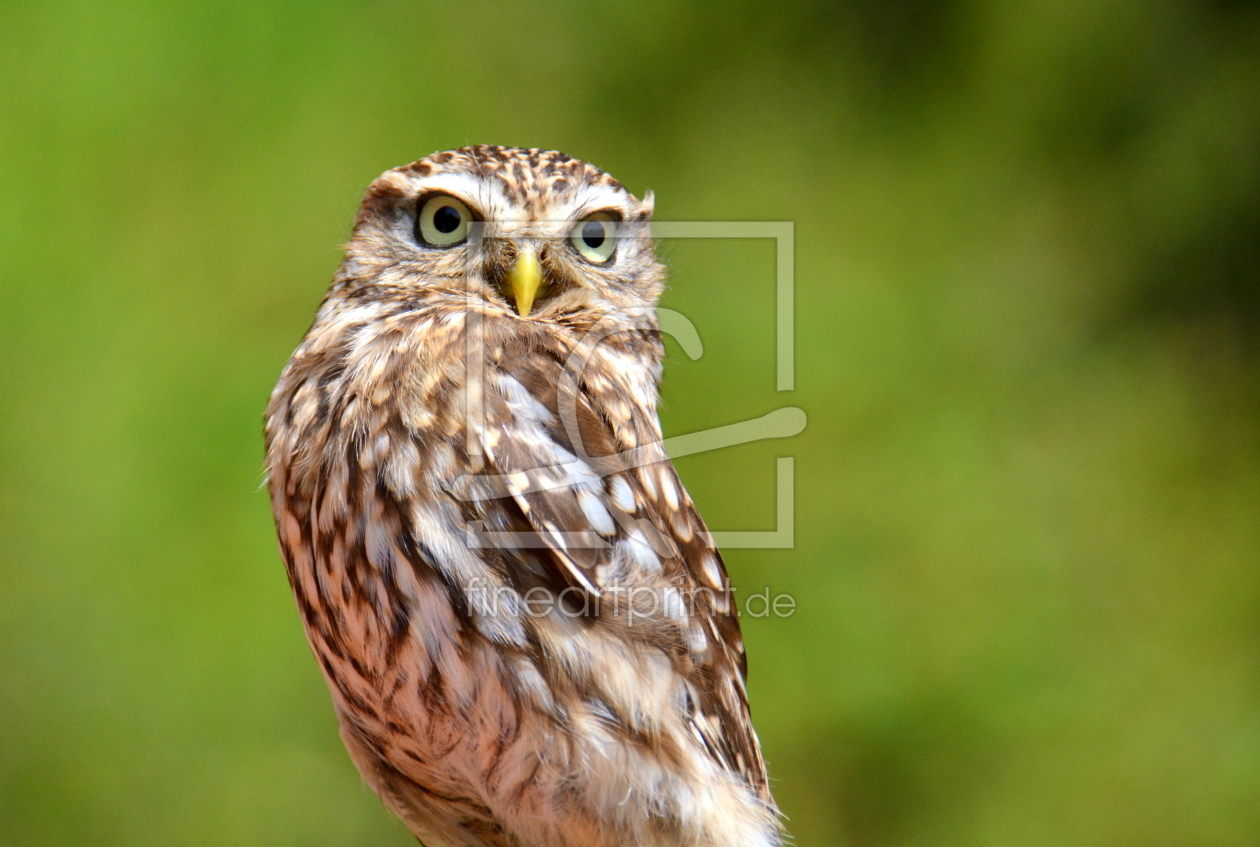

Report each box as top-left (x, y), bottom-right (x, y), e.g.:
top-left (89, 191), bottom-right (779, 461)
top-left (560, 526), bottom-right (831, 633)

top-left (265, 146), bottom-right (781, 847)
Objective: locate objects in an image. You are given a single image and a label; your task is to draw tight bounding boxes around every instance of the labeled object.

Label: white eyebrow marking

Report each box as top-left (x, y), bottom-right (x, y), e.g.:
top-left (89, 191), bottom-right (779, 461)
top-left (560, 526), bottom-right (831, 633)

top-left (569, 184), bottom-right (631, 215)
top-left (412, 172), bottom-right (514, 221)
top-left (412, 172), bottom-right (483, 200)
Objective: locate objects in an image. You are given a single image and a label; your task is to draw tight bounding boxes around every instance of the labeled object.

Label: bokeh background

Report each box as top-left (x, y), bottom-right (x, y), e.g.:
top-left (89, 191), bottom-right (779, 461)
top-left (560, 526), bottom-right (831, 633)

top-left (2, 1), bottom-right (1259, 844)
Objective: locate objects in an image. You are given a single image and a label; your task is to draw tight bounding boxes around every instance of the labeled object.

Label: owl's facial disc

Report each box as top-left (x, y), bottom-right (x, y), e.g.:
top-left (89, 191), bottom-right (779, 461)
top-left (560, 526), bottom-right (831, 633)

top-left (502, 210), bottom-right (621, 316)
top-left (495, 217), bottom-right (617, 317)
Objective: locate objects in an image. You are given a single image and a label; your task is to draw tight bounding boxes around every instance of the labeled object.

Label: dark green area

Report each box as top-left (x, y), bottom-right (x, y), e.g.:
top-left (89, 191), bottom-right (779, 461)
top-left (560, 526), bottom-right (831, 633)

top-left (2, 1), bottom-right (1258, 844)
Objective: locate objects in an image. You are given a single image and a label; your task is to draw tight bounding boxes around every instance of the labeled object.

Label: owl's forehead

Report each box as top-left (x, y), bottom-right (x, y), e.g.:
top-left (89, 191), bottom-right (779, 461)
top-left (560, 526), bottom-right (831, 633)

top-left (393, 146), bottom-right (635, 222)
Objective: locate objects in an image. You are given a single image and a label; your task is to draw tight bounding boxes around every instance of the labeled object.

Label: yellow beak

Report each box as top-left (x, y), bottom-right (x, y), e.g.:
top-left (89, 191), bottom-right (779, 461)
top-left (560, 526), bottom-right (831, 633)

top-left (506, 250), bottom-right (543, 317)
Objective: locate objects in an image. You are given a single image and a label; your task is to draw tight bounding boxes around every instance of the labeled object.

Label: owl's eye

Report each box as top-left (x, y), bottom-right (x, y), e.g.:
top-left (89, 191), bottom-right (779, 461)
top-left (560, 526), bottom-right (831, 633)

top-left (569, 213), bottom-right (618, 263)
top-left (417, 195), bottom-right (473, 247)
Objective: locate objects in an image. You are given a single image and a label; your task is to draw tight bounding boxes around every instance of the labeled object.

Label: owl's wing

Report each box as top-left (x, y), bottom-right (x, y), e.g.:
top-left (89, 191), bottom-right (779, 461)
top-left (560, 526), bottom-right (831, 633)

top-left (456, 332), bottom-right (771, 799)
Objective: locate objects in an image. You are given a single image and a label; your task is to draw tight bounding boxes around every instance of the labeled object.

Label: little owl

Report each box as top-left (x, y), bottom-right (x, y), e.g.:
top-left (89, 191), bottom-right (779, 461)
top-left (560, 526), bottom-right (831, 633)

top-left (265, 146), bottom-right (782, 847)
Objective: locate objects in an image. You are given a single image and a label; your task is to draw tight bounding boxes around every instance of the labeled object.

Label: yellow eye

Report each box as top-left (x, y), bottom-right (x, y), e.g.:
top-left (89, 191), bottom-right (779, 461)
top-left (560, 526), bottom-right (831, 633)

top-left (569, 213), bottom-right (618, 263)
top-left (417, 195), bottom-right (472, 247)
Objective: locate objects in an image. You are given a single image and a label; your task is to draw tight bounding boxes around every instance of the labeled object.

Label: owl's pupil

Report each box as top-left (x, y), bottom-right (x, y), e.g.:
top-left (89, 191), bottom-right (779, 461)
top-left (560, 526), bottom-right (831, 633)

top-left (582, 221), bottom-right (605, 249)
top-left (433, 205), bottom-right (462, 234)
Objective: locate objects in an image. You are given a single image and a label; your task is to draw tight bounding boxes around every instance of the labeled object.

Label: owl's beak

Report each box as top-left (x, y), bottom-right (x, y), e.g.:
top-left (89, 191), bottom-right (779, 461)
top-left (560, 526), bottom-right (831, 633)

top-left (506, 249), bottom-right (543, 317)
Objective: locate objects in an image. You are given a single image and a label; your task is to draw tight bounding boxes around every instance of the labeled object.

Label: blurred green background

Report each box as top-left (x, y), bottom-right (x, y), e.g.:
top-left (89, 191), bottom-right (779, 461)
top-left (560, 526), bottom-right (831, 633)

top-left (2, 1), bottom-right (1259, 844)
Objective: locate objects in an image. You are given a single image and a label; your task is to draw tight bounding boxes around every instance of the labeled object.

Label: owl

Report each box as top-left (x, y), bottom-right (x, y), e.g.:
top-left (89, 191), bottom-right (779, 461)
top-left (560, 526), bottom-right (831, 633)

top-left (265, 146), bottom-right (782, 847)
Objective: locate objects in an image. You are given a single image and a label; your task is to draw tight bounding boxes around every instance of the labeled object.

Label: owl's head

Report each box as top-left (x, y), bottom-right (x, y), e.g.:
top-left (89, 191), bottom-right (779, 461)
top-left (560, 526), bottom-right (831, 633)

top-left (335, 146), bottom-right (664, 321)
